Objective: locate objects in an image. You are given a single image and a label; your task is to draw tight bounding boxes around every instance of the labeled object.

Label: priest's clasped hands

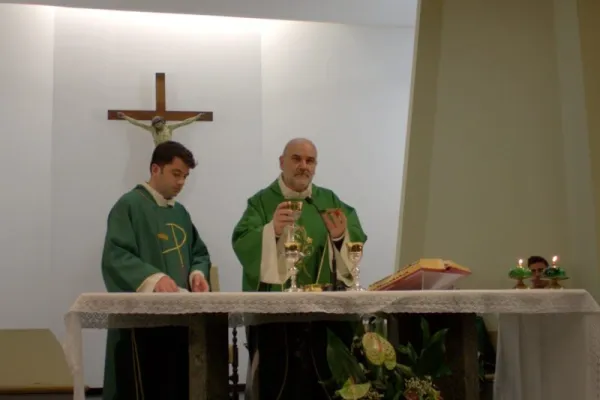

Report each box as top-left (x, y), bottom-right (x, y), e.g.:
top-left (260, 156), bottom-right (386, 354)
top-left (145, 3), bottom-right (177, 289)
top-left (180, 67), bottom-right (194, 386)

top-left (273, 201), bottom-right (347, 239)
top-left (154, 274), bottom-right (210, 293)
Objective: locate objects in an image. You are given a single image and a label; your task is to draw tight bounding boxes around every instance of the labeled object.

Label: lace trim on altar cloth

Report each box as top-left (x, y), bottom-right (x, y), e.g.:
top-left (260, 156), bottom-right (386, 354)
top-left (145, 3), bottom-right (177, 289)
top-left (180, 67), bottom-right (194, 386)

top-left (63, 290), bottom-right (600, 400)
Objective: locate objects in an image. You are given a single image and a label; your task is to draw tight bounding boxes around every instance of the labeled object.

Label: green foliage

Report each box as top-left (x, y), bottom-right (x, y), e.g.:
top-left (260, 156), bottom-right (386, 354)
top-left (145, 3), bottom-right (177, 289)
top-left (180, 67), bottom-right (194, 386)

top-left (293, 225), bottom-right (314, 277)
top-left (324, 317), bottom-right (451, 400)
top-left (396, 319), bottom-right (451, 379)
top-left (326, 329), bottom-right (366, 386)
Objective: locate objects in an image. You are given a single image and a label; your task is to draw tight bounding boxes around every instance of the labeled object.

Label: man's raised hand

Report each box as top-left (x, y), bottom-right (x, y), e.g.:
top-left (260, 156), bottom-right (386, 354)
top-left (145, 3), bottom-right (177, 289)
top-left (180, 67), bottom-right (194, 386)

top-left (273, 201), bottom-right (295, 237)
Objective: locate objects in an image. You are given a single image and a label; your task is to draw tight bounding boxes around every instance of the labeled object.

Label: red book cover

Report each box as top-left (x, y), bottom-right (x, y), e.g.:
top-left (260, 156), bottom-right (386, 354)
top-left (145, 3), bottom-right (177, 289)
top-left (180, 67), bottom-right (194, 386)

top-left (368, 259), bottom-right (471, 291)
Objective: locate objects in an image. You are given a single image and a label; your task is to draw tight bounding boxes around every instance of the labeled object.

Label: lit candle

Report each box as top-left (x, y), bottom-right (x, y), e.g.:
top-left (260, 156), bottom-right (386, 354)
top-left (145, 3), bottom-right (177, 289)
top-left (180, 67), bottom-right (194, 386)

top-left (518, 259), bottom-right (524, 268)
top-left (552, 255), bottom-right (558, 268)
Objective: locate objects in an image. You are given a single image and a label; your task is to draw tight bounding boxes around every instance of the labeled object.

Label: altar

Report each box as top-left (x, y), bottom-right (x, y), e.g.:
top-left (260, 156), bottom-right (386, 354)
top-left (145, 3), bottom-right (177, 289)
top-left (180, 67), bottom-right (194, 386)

top-left (63, 289), bottom-right (600, 400)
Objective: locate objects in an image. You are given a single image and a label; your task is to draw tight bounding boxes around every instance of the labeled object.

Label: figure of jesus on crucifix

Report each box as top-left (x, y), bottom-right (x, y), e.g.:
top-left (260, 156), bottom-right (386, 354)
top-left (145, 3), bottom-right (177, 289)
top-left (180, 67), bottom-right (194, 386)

top-left (108, 72), bottom-right (213, 147)
top-left (117, 112), bottom-right (203, 146)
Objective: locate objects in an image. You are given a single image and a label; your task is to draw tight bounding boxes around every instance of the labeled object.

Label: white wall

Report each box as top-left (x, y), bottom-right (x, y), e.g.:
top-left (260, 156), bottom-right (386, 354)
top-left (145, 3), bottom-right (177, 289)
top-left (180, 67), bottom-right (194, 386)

top-left (3, 0), bottom-right (417, 27)
top-left (424, 0), bottom-right (570, 288)
top-left (0, 4), bottom-right (415, 387)
top-left (398, 0), bottom-right (600, 313)
top-left (0, 4), bottom-right (55, 328)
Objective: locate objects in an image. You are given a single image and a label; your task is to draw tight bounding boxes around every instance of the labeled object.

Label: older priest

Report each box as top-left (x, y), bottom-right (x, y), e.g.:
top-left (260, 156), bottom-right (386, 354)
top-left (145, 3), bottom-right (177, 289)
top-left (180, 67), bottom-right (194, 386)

top-left (232, 138), bottom-right (367, 400)
top-left (101, 141), bottom-right (211, 400)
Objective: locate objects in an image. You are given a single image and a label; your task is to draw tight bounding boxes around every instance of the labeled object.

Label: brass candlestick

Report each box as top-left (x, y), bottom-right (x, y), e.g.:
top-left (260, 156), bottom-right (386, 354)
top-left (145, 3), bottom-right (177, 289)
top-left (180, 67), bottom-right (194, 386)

top-left (509, 259), bottom-right (532, 289)
top-left (543, 255), bottom-right (569, 289)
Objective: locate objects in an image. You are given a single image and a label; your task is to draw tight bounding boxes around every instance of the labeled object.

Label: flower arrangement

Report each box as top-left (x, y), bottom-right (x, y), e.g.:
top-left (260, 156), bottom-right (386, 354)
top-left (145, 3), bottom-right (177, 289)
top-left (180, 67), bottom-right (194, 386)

top-left (323, 317), bottom-right (450, 400)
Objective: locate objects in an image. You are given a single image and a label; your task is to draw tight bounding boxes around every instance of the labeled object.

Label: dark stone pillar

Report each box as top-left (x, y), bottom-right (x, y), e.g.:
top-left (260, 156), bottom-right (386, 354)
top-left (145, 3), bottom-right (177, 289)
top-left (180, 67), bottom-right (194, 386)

top-left (189, 313), bottom-right (229, 400)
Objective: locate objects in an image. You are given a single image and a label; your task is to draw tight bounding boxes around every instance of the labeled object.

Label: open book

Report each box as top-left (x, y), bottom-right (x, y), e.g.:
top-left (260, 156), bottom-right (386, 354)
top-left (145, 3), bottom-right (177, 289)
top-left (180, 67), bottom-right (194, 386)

top-left (368, 258), bottom-right (471, 291)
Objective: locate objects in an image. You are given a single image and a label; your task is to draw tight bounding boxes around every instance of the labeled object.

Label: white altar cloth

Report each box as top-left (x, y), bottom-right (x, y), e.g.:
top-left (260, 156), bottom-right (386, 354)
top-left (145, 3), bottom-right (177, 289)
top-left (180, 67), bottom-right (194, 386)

top-left (63, 289), bottom-right (600, 400)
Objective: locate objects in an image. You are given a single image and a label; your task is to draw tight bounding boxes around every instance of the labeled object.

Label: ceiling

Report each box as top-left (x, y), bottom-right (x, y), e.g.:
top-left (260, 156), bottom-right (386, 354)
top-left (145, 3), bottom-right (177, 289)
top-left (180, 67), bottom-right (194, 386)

top-left (3, 0), bottom-right (418, 27)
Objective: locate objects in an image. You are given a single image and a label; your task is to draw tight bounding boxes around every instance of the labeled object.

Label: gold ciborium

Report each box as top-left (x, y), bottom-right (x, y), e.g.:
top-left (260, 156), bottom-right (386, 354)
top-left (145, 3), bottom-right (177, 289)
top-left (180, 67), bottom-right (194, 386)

top-left (303, 283), bottom-right (332, 292)
top-left (347, 242), bottom-right (365, 291)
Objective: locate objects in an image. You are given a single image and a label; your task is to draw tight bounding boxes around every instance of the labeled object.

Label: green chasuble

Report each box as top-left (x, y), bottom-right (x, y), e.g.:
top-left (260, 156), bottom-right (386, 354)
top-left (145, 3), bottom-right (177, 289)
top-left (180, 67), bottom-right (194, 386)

top-left (232, 178), bottom-right (367, 400)
top-left (101, 184), bottom-right (211, 400)
top-left (232, 178), bottom-right (367, 292)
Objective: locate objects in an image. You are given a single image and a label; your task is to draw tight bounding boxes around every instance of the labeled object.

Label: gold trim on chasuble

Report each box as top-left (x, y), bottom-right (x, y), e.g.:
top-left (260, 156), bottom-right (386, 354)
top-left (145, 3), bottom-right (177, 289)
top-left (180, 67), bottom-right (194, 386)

top-left (135, 189), bottom-right (187, 269)
top-left (161, 223), bottom-right (187, 269)
top-left (157, 232), bottom-right (168, 241)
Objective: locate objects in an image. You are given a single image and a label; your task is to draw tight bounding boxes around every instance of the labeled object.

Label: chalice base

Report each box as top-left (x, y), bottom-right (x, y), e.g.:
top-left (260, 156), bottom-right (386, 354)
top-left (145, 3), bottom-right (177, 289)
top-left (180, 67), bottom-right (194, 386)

top-left (348, 284), bottom-right (366, 292)
top-left (285, 286), bottom-right (303, 292)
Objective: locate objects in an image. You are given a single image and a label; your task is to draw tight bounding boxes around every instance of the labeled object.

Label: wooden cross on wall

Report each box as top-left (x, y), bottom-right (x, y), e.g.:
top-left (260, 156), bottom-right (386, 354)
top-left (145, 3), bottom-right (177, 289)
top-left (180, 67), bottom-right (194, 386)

top-left (107, 72), bottom-right (213, 122)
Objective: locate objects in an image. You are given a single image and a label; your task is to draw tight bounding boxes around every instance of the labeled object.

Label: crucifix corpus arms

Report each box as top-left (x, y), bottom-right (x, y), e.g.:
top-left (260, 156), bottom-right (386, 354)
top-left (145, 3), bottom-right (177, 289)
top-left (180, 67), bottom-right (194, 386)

top-left (107, 73), bottom-right (213, 146)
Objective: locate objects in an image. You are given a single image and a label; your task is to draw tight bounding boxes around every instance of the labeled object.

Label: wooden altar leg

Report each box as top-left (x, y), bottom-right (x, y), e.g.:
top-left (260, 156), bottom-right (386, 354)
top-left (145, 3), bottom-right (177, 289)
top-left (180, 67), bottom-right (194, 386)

top-left (189, 313), bottom-right (229, 400)
top-left (390, 313), bottom-right (479, 400)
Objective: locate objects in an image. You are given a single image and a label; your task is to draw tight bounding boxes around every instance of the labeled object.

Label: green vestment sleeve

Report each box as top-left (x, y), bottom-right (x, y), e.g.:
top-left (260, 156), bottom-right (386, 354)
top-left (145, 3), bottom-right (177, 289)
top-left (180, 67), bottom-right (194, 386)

top-left (232, 198), bottom-right (268, 291)
top-left (101, 201), bottom-right (163, 292)
top-left (190, 223), bottom-right (211, 280)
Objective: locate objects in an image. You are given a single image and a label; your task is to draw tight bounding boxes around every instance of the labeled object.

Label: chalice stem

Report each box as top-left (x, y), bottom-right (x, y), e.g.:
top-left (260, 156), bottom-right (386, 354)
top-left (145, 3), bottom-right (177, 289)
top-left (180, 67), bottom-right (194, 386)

top-left (285, 258), bottom-right (302, 292)
top-left (349, 264), bottom-right (364, 291)
top-left (290, 266), bottom-right (298, 290)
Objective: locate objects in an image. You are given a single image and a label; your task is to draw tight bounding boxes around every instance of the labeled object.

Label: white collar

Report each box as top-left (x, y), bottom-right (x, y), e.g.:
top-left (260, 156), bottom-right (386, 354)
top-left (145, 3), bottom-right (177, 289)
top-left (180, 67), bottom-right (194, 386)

top-left (141, 182), bottom-right (176, 207)
top-left (278, 174), bottom-right (312, 199)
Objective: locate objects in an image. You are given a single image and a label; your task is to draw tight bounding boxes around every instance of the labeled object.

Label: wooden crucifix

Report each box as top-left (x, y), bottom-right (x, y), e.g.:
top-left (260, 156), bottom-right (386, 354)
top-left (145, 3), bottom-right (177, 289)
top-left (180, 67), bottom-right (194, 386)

top-left (108, 72), bottom-right (213, 146)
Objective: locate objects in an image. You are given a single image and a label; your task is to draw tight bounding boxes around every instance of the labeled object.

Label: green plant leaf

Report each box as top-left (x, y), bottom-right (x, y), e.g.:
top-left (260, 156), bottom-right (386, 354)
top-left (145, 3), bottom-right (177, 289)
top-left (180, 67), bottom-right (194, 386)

top-left (396, 364), bottom-right (414, 377)
top-left (427, 328), bottom-right (448, 348)
top-left (319, 377), bottom-right (341, 393)
top-left (391, 370), bottom-right (405, 397)
top-left (415, 327), bottom-right (450, 378)
top-left (407, 342), bottom-right (418, 364)
top-left (436, 363), bottom-right (452, 378)
top-left (373, 378), bottom-right (387, 391)
top-left (396, 344), bottom-right (411, 357)
top-left (326, 329), bottom-right (366, 386)
top-left (337, 381), bottom-right (371, 400)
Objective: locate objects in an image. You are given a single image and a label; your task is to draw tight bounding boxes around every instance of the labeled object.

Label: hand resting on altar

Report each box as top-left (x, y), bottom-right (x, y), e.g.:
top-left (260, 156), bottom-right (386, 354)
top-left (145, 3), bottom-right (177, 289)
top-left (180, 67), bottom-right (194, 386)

top-left (154, 276), bottom-right (179, 292)
top-left (191, 273), bottom-right (210, 292)
top-left (154, 274), bottom-right (209, 293)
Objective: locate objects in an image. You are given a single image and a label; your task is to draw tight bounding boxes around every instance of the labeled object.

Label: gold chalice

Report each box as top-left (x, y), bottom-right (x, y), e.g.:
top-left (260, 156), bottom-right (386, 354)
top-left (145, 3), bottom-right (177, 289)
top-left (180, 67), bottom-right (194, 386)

top-left (282, 225), bottom-right (303, 292)
top-left (346, 242), bottom-right (365, 291)
top-left (289, 200), bottom-right (303, 228)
